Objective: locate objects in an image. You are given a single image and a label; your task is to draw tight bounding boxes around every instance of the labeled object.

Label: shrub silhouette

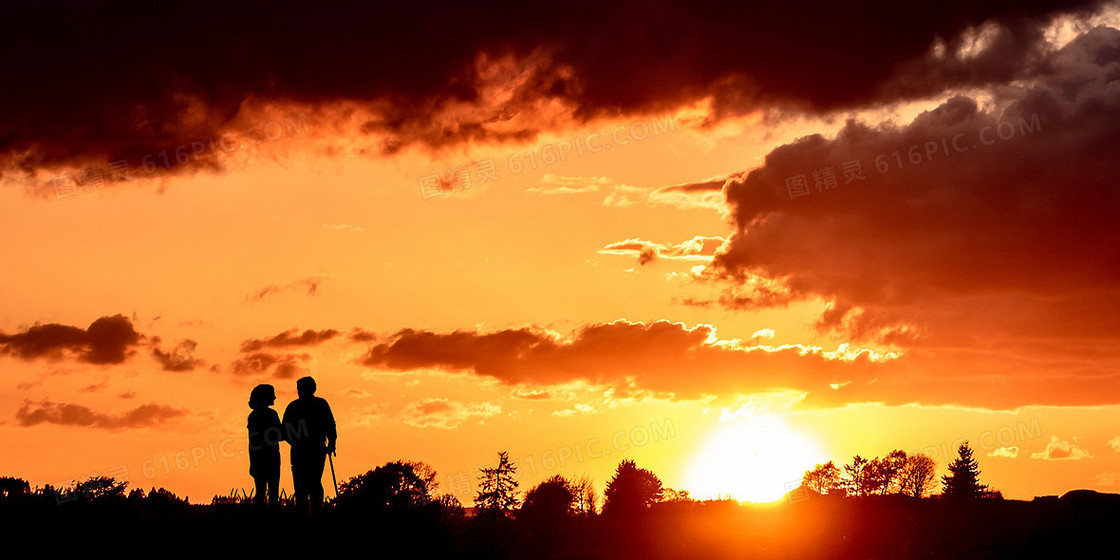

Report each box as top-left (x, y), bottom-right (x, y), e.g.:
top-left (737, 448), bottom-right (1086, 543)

top-left (0, 477), bottom-right (30, 500)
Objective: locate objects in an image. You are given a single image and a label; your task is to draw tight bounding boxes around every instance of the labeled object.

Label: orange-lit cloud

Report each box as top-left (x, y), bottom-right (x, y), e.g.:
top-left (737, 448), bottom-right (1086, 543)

top-left (239, 328), bottom-right (340, 352)
top-left (401, 398), bottom-right (502, 429)
top-left (601, 236), bottom-right (727, 265)
top-left (989, 446), bottom-right (1021, 458)
top-left (229, 328), bottom-right (339, 378)
top-left (359, 320), bottom-right (894, 403)
top-left (150, 337), bottom-right (205, 372)
top-left (1030, 436), bottom-right (1093, 460)
top-left (16, 400), bottom-right (188, 430)
top-left (601, 177), bottom-right (727, 211)
top-left (526, 175), bottom-right (614, 196)
top-left (230, 352), bottom-right (312, 379)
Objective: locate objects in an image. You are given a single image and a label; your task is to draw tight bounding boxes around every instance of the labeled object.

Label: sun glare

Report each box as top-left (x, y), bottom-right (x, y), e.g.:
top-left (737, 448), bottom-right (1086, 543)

top-left (685, 414), bottom-right (826, 503)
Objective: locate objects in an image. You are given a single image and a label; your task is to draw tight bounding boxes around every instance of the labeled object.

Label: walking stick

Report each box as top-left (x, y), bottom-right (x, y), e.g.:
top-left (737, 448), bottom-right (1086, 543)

top-left (328, 451), bottom-right (339, 497)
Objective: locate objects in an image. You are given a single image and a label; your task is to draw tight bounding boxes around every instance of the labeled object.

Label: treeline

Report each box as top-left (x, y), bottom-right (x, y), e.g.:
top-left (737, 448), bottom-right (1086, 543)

top-left (330, 452), bottom-right (681, 518)
top-left (0, 453), bottom-right (686, 519)
top-left (4, 447), bottom-right (1120, 559)
top-left (799, 442), bottom-right (999, 500)
top-left (1, 443), bottom-right (994, 519)
top-left (0, 474), bottom-right (190, 513)
top-left (0, 454), bottom-right (704, 558)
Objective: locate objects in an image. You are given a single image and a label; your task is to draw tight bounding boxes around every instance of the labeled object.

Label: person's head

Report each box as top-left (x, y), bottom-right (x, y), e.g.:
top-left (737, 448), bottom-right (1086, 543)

top-left (296, 376), bottom-right (316, 398)
top-left (248, 384), bottom-right (276, 409)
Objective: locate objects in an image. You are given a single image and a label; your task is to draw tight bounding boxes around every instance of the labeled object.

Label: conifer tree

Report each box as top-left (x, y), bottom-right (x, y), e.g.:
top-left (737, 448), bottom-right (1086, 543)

top-left (475, 451), bottom-right (520, 515)
top-left (941, 442), bottom-right (988, 499)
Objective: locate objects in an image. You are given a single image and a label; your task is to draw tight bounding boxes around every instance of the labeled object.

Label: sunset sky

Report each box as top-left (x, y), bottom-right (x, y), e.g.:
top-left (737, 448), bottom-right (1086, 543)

top-left (3, 1), bottom-right (1120, 505)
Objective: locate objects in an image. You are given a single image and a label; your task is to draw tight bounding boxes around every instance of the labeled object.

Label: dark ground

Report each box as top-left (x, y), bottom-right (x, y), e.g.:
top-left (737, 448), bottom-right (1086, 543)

top-left (3, 490), bottom-right (1118, 558)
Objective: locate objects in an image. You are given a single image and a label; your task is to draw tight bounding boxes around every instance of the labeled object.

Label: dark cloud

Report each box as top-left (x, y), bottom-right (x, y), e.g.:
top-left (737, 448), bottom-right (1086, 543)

top-left (230, 327), bottom-right (337, 378)
top-left (360, 320), bottom-right (890, 402)
top-left (713, 27), bottom-right (1120, 334)
top-left (78, 378), bottom-right (109, 393)
top-left (240, 328), bottom-right (340, 352)
top-left (230, 351), bottom-right (311, 379)
top-left (15, 399), bottom-right (187, 430)
top-left (0, 315), bottom-right (141, 365)
top-left (246, 277), bottom-right (324, 302)
top-left (150, 337), bottom-right (205, 371)
top-left (659, 178), bottom-right (726, 194)
top-left (1, 0), bottom-right (1109, 183)
top-left (644, 176), bottom-right (733, 210)
top-left (348, 328), bottom-right (377, 343)
top-left (698, 27), bottom-right (1120, 406)
top-left (16, 379), bottom-right (43, 390)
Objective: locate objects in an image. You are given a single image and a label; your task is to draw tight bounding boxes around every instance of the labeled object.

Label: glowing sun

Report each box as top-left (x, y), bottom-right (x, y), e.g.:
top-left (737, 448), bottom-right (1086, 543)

top-left (685, 414), bottom-right (826, 503)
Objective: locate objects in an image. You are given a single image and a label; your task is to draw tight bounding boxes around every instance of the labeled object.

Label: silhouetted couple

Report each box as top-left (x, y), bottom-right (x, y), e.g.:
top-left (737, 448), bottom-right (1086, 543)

top-left (247, 376), bottom-right (337, 515)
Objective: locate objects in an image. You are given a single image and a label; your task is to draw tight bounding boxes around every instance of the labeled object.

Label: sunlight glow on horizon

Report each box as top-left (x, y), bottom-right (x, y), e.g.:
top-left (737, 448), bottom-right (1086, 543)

top-left (684, 413), bottom-right (826, 503)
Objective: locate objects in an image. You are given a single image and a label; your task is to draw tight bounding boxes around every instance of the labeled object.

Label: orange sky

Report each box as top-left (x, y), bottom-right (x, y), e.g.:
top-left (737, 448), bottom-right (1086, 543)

top-left (3, 2), bottom-right (1120, 506)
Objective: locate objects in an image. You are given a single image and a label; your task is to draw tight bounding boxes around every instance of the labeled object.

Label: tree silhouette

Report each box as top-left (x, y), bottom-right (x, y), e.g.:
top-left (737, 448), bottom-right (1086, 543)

top-left (571, 474), bottom-right (597, 516)
top-left (806, 450), bottom-right (939, 498)
top-left (802, 461), bottom-right (842, 495)
top-left (860, 450), bottom-right (908, 495)
top-left (899, 453), bottom-right (937, 498)
top-left (71, 476), bottom-right (127, 502)
top-left (336, 460), bottom-right (437, 511)
top-left (843, 455), bottom-right (871, 496)
top-left (602, 459), bottom-right (663, 515)
top-left (661, 487), bottom-right (693, 503)
top-left (520, 475), bottom-right (575, 521)
top-left (941, 442), bottom-right (988, 499)
top-left (475, 451), bottom-right (520, 516)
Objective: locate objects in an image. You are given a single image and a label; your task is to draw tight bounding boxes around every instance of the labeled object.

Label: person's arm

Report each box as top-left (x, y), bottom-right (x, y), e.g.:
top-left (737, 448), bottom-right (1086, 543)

top-left (281, 404), bottom-right (295, 443)
top-left (247, 412), bottom-right (256, 451)
top-left (324, 400), bottom-right (337, 455)
top-left (272, 409), bottom-right (285, 443)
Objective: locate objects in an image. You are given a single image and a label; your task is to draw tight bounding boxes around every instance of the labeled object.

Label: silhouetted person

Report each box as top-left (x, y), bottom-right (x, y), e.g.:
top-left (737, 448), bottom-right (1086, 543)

top-left (247, 384), bottom-right (283, 512)
top-left (282, 376), bottom-right (336, 516)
